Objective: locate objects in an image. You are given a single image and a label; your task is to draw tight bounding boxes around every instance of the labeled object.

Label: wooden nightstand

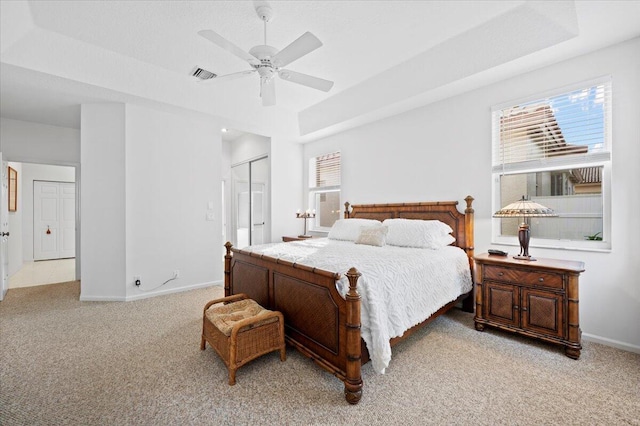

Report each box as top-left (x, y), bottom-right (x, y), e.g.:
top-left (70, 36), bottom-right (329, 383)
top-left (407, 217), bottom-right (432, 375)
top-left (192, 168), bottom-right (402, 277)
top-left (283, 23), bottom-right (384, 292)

top-left (282, 236), bottom-right (314, 242)
top-left (474, 253), bottom-right (585, 359)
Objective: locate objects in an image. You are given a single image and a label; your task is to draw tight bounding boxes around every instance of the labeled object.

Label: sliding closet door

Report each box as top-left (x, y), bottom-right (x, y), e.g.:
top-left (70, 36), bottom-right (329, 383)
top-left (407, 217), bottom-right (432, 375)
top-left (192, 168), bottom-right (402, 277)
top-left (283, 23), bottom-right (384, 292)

top-left (231, 156), bottom-right (269, 248)
top-left (250, 157), bottom-right (269, 245)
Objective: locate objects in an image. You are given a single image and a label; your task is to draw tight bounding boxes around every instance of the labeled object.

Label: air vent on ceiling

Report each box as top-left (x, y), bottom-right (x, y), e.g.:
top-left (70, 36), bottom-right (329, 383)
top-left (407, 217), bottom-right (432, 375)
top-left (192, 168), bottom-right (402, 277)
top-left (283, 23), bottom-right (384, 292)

top-left (192, 67), bottom-right (217, 80)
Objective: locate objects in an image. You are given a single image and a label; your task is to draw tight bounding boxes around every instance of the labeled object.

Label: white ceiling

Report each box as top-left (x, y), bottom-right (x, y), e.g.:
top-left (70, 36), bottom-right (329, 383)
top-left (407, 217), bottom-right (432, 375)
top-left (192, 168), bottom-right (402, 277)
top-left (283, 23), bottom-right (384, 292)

top-left (1, 1), bottom-right (639, 142)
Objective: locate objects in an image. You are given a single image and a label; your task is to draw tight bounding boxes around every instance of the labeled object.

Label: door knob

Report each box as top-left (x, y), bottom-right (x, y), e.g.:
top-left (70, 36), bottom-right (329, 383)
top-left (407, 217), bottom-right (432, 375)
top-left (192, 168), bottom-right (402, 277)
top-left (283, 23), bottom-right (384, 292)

top-left (0, 232), bottom-right (9, 237)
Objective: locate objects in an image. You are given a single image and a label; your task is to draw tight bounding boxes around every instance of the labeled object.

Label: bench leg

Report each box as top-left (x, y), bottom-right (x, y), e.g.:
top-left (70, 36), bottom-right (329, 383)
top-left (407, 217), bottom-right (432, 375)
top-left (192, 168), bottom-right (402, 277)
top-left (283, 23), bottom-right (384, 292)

top-left (200, 335), bottom-right (206, 350)
top-left (228, 368), bottom-right (237, 385)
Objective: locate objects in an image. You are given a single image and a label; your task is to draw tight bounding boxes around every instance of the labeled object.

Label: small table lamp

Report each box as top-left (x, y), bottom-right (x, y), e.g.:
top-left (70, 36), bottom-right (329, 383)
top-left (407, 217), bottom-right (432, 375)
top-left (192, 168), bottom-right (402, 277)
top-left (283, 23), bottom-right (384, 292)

top-left (296, 210), bottom-right (316, 238)
top-left (493, 196), bottom-right (557, 261)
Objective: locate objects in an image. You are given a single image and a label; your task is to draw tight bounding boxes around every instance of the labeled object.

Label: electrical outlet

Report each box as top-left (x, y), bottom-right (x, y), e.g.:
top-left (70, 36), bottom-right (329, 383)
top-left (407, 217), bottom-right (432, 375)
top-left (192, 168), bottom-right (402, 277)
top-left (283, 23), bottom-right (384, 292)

top-left (134, 276), bottom-right (141, 286)
top-left (173, 270), bottom-right (180, 279)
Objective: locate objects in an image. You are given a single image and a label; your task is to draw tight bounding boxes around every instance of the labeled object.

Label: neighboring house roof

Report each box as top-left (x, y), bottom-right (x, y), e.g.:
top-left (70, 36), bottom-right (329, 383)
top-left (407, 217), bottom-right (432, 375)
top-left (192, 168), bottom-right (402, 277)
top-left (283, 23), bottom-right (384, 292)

top-left (501, 104), bottom-right (601, 185)
top-left (571, 167), bottom-right (602, 184)
top-left (501, 104), bottom-right (588, 157)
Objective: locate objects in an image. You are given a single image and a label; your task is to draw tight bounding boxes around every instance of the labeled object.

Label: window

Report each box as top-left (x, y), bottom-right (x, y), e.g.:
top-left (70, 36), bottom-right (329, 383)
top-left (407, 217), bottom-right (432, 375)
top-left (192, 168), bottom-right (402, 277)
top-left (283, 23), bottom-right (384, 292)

top-left (308, 151), bottom-right (341, 231)
top-left (492, 78), bottom-right (611, 250)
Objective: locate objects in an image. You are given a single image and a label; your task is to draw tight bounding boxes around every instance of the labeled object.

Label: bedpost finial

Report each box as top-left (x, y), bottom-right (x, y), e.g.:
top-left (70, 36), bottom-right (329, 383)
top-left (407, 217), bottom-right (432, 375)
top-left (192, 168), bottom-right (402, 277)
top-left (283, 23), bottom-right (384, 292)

top-left (464, 195), bottom-right (474, 213)
top-left (344, 202), bottom-right (351, 218)
top-left (225, 241), bottom-right (233, 255)
top-left (346, 267), bottom-right (361, 295)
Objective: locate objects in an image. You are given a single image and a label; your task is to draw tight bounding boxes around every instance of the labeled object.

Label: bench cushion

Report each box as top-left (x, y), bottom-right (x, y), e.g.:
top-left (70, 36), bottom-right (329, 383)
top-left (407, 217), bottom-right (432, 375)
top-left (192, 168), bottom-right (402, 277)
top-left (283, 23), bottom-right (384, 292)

top-left (206, 298), bottom-right (278, 336)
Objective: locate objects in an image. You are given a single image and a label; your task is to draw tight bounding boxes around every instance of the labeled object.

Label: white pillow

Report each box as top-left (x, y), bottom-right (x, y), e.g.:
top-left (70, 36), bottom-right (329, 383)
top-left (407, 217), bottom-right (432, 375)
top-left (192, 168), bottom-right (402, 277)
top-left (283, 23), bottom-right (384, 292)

top-left (436, 233), bottom-right (456, 247)
top-left (383, 218), bottom-right (454, 249)
top-left (355, 225), bottom-right (388, 247)
top-left (328, 219), bottom-right (382, 241)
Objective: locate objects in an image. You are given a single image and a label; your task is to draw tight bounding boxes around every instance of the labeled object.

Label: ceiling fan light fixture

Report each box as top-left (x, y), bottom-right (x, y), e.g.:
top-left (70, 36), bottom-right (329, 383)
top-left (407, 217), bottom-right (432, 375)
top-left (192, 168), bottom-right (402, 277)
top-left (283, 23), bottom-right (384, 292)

top-left (249, 45), bottom-right (278, 60)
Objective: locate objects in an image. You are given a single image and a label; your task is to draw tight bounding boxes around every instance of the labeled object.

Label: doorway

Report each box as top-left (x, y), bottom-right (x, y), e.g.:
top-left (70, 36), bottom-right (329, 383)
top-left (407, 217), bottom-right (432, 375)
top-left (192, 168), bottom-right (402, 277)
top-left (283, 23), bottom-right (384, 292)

top-left (3, 162), bottom-right (77, 291)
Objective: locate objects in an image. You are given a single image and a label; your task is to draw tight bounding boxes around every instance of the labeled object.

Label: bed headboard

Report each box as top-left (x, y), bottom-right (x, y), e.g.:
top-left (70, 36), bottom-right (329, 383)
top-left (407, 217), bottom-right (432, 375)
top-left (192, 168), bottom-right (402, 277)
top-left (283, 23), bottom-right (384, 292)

top-left (344, 196), bottom-right (475, 262)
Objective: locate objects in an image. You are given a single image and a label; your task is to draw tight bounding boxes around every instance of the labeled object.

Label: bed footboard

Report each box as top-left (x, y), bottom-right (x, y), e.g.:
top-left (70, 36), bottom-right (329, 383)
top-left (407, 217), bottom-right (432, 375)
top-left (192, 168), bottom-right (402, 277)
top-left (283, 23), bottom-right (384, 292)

top-left (224, 242), bottom-right (363, 404)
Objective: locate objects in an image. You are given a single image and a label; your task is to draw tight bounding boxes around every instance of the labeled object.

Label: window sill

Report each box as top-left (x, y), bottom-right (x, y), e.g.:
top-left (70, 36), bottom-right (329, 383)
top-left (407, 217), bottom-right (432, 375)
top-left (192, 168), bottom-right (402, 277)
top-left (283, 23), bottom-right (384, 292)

top-left (491, 236), bottom-right (611, 253)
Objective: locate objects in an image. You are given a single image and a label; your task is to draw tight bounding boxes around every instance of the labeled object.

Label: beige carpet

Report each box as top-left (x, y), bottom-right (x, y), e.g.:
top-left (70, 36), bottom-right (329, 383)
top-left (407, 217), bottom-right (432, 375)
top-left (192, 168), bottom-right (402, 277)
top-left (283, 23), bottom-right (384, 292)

top-left (1, 281), bottom-right (638, 425)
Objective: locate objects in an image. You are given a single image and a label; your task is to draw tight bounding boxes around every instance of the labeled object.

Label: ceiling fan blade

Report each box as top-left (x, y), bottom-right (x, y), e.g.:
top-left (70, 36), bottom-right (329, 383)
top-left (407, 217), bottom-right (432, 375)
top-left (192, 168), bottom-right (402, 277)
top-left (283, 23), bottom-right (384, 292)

top-left (278, 70), bottom-right (333, 92)
top-left (271, 32), bottom-right (322, 68)
top-left (197, 70), bottom-right (256, 84)
top-left (198, 30), bottom-right (260, 66)
top-left (261, 78), bottom-right (276, 106)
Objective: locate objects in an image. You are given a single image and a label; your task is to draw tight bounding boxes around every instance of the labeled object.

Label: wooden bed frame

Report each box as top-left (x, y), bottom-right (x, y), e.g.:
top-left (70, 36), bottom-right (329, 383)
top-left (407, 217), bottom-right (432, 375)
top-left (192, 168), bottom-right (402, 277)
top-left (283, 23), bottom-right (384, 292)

top-left (224, 196), bottom-right (475, 404)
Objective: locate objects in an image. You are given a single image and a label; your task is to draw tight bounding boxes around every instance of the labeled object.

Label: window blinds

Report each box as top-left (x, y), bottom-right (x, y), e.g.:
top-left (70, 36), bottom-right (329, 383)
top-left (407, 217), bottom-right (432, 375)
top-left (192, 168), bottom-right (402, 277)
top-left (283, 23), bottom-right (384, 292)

top-left (492, 80), bottom-right (611, 173)
top-left (310, 151), bottom-right (341, 189)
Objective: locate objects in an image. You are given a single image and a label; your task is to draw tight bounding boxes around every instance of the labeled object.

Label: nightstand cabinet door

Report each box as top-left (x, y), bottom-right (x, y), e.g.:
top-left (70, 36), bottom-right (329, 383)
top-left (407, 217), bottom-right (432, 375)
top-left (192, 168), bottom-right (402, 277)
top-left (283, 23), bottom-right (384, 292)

top-left (485, 281), bottom-right (520, 328)
top-left (521, 288), bottom-right (564, 338)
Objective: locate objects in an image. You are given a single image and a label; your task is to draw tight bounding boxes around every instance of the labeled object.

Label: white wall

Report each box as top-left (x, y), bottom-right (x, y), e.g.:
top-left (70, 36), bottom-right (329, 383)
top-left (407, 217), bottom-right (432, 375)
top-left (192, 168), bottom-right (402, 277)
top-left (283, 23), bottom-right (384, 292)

top-left (124, 104), bottom-right (221, 299)
top-left (80, 103), bottom-right (126, 300)
top-left (229, 133), bottom-right (269, 165)
top-left (0, 118), bottom-right (80, 165)
top-left (299, 37), bottom-right (640, 352)
top-left (270, 136), bottom-right (304, 241)
top-left (20, 163), bottom-right (75, 262)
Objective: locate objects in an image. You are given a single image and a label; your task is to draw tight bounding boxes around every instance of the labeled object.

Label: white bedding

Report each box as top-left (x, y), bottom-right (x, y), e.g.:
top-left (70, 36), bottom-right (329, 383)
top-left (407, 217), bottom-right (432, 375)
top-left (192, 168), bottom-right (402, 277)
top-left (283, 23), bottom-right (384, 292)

top-left (242, 238), bottom-right (472, 374)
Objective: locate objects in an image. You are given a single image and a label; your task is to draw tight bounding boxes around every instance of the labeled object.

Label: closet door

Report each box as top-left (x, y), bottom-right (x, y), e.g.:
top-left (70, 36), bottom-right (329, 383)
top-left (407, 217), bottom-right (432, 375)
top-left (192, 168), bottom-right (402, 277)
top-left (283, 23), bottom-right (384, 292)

top-left (231, 156), bottom-right (270, 248)
top-left (33, 181), bottom-right (76, 261)
top-left (250, 157), bottom-right (269, 245)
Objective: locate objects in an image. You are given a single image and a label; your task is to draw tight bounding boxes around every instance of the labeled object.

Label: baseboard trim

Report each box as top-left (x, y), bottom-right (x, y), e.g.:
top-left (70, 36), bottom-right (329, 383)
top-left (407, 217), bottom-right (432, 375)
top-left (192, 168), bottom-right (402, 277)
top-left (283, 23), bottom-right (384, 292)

top-left (125, 280), bottom-right (223, 302)
top-left (79, 294), bottom-right (127, 302)
top-left (79, 280), bottom-right (223, 302)
top-left (582, 333), bottom-right (640, 354)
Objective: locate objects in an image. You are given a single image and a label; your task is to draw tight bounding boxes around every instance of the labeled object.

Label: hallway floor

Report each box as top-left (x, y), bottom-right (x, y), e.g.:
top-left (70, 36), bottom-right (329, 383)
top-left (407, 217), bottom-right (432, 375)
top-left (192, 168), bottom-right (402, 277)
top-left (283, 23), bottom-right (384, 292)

top-left (9, 258), bottom-right (76, 288)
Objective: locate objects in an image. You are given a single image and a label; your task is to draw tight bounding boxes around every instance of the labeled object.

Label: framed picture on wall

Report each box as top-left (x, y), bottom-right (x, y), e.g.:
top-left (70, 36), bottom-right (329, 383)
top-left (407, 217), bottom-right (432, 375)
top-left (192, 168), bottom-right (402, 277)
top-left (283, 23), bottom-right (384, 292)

top-left (8, 166), bottom-right (17, 212)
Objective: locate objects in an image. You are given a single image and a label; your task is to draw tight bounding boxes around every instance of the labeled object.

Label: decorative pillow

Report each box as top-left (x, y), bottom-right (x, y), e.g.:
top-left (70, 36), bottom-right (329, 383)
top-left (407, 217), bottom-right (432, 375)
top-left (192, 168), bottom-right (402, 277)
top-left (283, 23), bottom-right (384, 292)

top-left (383, 218), bottom-right (454, 249)
top-left (328, 219), bottom-right (382, 241)
top-left (355, 225), bottom-right (388, 247)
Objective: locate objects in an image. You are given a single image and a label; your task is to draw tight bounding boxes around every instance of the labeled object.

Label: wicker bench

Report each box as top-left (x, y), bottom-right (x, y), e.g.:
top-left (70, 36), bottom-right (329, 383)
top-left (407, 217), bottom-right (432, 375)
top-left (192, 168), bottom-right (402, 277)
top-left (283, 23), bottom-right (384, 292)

top-left (200, 293), bottom-right (286, 385)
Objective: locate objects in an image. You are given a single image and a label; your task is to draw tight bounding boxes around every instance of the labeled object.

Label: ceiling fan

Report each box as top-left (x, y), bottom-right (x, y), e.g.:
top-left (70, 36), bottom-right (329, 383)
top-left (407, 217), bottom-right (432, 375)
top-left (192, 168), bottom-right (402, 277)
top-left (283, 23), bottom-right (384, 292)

top-left (197, 1), bottom-right (333, 106)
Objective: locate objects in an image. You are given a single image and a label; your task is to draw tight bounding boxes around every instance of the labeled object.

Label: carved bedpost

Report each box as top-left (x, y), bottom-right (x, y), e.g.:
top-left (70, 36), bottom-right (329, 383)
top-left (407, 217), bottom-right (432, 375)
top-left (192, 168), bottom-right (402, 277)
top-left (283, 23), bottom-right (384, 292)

top-left (344, 267), bottom-right (363, 404)
top-left (463, 196), bottom-right (475, 313)
top-left (464, 195), bottom-right (475, 261)
top-left (344, 202), bottom-right (351, 219)
top-left (224, 242), bottom-right (233, 297)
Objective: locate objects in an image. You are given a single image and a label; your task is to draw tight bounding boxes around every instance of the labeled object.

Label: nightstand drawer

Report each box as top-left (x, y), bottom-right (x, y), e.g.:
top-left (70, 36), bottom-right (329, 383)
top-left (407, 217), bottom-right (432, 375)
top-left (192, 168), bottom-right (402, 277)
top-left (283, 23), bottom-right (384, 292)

top-left (484, 265), bottom-right (563, 289)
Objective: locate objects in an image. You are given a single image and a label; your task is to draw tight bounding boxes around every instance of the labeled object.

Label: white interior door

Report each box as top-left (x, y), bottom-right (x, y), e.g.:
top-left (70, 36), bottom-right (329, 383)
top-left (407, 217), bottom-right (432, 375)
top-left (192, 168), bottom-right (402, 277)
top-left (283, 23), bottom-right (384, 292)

top-left (0, 154), bottom-right (8, 300)
top-left (33, 181), bottom-right (76, 261)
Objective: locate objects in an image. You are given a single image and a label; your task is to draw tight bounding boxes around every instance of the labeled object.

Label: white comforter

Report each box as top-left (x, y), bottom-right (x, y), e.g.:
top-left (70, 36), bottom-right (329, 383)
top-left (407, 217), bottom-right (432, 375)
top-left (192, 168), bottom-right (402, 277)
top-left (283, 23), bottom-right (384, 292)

top-left (242, 238), bottom-right (472, 374)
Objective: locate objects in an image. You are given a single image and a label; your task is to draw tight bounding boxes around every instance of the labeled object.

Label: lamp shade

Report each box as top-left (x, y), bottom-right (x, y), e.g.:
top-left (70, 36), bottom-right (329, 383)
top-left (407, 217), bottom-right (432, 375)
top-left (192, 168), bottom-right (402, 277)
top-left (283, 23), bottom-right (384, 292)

top-left (493, 196), bottom-right (557, 261)
top-left (493, 196), bottom-right (557, 218)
